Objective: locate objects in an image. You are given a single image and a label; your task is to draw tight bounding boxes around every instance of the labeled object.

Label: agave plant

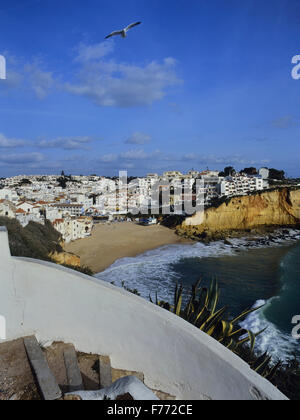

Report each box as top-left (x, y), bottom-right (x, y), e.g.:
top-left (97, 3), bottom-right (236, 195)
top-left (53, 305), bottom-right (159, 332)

top-left (150, 279), bottom-right (279, 378)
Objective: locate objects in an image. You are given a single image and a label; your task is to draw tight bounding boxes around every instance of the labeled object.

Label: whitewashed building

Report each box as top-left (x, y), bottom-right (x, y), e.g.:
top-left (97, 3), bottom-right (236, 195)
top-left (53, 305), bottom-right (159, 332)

top-left (53, 203), bottom-right (83, 217)
top-left (0, 188), bottom-right (19, 203)
top-left (219, 175), bottom-right (264, 197)
top-left (52, 216), bottom-right (93, 243)
top-left (0, 200), bottom-right (16, 218)
top-left (15, 209), bottom-right (45, 227)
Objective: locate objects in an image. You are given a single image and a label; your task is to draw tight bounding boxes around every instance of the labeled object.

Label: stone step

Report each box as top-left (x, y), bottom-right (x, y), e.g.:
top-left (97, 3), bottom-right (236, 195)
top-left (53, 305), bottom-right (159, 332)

top-left (152, 389), bottom-right (176, 400)
top-left (99, 355), bottom-right (112, 389)
top-left (0, 338), bottom-right (40, 400)
top-left (111, 367), bottom-right (144, 384)
top-left (77, 353), bottom-right (100, 390)
top-left (2, 338), bottom-right (175, 400)
top-left (64, 346), bottom-right (84, 392)
top-left (45, 342), bottom-right (70, 394)
top-left (23, 336), bottom-right (62, 401)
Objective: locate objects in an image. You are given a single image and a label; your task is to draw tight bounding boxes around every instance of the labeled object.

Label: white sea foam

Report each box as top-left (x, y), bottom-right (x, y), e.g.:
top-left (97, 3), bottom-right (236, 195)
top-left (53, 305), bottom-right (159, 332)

top-left (96, 240), bottom-right (238, 301)
top-left (240, 299), bottom-right (299, 362)
top-left (96, 229), bottom-right (300, 301)
top-left (95, 229), bottom-right (300, 360)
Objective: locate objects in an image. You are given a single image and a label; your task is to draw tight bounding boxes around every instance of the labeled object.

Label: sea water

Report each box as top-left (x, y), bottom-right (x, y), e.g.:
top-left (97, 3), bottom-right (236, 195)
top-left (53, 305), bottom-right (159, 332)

top-left (96, 232), bottom-right (300, 361)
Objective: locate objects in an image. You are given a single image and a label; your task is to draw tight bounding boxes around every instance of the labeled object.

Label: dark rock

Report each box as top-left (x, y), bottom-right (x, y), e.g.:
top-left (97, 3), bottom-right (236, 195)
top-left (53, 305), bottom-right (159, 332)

top-left (116, 393), bottom-right (134, 400)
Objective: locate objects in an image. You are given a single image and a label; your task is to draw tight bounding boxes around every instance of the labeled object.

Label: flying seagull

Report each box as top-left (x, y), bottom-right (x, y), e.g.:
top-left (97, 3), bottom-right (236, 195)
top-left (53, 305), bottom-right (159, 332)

top-left (105, 22), bottom-right (142, 39)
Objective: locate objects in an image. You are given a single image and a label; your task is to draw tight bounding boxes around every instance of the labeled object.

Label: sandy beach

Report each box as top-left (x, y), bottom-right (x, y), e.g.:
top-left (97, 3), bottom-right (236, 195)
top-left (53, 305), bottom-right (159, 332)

top-left (65, 222), bottom-right (192, 273)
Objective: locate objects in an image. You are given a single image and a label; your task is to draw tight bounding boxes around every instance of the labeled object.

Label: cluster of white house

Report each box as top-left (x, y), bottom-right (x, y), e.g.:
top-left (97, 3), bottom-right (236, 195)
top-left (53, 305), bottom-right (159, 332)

top-left (0, 195), bottom-right (93, 243)
top-left (219, 175), bottom-right (265, 196)
top-left (0, 167), bottom-right (269, 238)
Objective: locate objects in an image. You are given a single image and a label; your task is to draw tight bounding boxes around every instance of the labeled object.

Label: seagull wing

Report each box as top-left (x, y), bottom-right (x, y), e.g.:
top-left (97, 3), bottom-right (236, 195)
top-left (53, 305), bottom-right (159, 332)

top-left (125, 21), bottom-right (142, 31)
top-left (105, 30), bottom-right (123, 39)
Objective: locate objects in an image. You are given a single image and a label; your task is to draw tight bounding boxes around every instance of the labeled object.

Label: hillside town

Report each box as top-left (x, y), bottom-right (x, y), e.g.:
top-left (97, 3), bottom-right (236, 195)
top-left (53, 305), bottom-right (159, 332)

top-left (0, 167), bottom-right (271, 242)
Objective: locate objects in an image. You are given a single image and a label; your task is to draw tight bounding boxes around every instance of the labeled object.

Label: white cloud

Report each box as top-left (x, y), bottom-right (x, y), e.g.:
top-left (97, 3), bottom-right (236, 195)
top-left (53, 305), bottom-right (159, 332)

top-left (37, 136), bottom-right (93, 150)
top-left (75, 41), bottom-right (114, 62)
top-left (125, 132), bottom-right (151, 145)
top-left (1, 45), bottom-right (181, 107)
top-left (0, 152), bottom-right (44, 164)
top-left (121, 149), bottom-right (149, 160)
top-left (0, 133), bottom-right (27, 148)
top-left (0, 133), bottom-right (94, 151)
top-left (96, 149), bottom-right (163, 171)
top-left (0, 53), bottom-right (24, 90)
top-left (120, 149), bottom-right (161, 160)
top-left (182, 153), bottom-right (270, 166)
top-left (99, 153), bottom-right (118, 163)
top-left (25, 62), bottom-right (54, 99)
top-left (0, 55), bottom-right (55, 99)
top-left (65, 54), bottom-right (182, 107)
top-left (271, 115), bottom-right (295, 129)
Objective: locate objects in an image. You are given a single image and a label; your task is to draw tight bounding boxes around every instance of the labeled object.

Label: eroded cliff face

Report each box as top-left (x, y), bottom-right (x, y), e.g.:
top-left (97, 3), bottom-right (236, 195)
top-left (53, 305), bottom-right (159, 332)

top-left (50, 251), bottom-right (81, 267)
top-left (177, 188), bottom-right (300, 240)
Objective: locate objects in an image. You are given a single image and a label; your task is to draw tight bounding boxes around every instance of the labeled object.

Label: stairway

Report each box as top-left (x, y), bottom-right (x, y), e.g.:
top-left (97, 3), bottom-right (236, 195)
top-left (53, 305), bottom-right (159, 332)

top-left (0, 337), bottom-right (175, 400)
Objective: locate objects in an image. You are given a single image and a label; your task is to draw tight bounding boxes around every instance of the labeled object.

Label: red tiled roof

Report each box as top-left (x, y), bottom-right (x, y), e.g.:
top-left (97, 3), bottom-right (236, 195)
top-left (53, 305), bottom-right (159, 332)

top-left (53, 219), bottom-right (64, 225)
top-left (16, 201), bottom-right (34, 207)
top-left (16, 209), bottom-right (26, 214)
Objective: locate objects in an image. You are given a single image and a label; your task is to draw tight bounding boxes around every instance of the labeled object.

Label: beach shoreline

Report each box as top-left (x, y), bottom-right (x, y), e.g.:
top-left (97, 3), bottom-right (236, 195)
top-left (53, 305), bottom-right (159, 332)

top-left (64, 222), bottom-right (193, 273)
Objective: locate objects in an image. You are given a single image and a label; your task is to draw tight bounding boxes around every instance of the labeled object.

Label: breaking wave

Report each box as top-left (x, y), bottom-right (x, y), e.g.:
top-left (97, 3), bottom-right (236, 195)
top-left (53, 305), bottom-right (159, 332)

top-left (95, 229), bottom-right (300, 361)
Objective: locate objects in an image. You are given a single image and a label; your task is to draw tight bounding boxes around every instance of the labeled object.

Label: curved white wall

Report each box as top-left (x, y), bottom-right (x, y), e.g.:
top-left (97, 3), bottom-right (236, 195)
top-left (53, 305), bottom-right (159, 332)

top-left (0, 228), bottom-right (287, 400)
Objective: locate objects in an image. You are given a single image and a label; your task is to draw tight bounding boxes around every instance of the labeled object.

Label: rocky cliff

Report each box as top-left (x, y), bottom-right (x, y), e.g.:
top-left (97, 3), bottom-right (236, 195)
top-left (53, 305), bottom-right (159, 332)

top-left (176, 187), bottom-right (300, 241)
top-left (0, 217), bottom-right (82, 269)
top-left (50, 250), bottom-right (81, 267)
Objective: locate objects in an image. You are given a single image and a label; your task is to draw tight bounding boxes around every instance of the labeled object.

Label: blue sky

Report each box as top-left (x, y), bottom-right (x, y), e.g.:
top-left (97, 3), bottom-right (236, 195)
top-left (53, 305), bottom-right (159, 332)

top-left (0, 0), bottom-right (299, 177)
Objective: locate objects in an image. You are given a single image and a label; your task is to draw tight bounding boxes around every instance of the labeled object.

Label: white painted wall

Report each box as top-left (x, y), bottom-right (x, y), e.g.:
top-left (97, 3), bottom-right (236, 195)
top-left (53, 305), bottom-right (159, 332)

top-left (0, 227), bottom-right (287, 400)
